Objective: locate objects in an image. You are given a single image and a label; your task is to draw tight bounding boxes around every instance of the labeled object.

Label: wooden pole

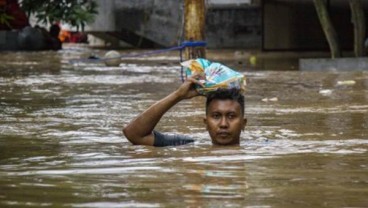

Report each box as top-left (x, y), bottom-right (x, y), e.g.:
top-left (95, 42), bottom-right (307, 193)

top-left (313, 0), bottom-right (341, 58)
top-left (184, 0), bottom-right (206, 59)
top-left (349, 0), bottom-right (365, 57)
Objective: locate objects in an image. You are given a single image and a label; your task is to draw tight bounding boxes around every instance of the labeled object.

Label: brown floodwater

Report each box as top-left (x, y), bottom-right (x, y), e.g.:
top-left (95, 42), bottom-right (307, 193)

top-left (0, 46), bottom-right (367, 207)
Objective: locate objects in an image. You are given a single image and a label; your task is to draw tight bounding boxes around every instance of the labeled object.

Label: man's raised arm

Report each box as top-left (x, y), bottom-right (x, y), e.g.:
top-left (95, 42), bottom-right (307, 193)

top-left (122, 75), bottom-right (203, 146)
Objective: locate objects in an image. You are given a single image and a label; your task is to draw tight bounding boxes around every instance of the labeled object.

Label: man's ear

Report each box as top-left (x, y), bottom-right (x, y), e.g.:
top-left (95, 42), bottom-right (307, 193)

top-left (203, 117), bottom-right (208, 130)
top-left (242, 118), bottom-right (247, 130)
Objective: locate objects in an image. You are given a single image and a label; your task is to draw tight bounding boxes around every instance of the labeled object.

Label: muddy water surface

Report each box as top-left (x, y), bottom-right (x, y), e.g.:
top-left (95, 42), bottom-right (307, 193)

top-left (0, 47), bottom-right (367, 207)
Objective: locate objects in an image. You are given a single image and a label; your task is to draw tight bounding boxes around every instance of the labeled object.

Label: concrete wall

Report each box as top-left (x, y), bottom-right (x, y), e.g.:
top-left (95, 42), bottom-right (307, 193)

top-left (207, 7), bottom-right (261, 48)
top-left (53, 0), bottom-right (368, 50)
top-left (86, 0), bottom-right (262, 48)
top-left (0, 31), bottom-right (20, 50)
top-left (114, 0), bottom-right (184, 46)
top-left (85, 0), bottom-right (116, 32)
top-left (300, 58), bottom-right (368, 71)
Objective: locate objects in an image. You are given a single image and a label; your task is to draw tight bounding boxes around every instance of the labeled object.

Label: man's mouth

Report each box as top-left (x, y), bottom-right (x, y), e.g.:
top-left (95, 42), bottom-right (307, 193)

top-left (217, 132), bottom-right (230, 137)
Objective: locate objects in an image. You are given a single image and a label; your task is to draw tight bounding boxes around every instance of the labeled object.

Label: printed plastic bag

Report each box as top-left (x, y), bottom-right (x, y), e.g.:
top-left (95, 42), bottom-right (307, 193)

top-left (180, 58), bottom-right (246, 95)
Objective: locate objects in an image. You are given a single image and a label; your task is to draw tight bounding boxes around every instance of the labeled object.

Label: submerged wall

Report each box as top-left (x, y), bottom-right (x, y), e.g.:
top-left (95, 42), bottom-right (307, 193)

top-left (86, 0), bottom-right (262, 48)
top-left (207, 7), bottom-right (261, 48)
top-left (0, 31), bottom-right (19, 50)
top-left (300, 58), bottom-right (368, 71)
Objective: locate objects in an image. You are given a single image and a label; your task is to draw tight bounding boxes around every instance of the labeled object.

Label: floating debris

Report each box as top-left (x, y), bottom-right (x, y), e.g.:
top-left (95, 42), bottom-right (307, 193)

top-left (319, 89), bottom-right (333, 95)
top-left (262, 97), bottom-right (278, 102)
top-left (249, 55), bottom-right (257, 66)
top-left (104, 50), bottom-right (121, 67)
top-left (337, 80), bottom-right (356, 86)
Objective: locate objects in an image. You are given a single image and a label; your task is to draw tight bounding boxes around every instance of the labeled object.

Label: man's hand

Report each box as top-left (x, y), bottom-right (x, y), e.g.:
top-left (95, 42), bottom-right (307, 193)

top-left (123, 73), bottom-right (205, 146)
top-left (175, 73), bottom-right (205, 99)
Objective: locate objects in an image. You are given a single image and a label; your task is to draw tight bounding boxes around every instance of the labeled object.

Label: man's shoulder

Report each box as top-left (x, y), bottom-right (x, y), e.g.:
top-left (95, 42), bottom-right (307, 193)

top-left (153, 131), bottom-right (194, 147)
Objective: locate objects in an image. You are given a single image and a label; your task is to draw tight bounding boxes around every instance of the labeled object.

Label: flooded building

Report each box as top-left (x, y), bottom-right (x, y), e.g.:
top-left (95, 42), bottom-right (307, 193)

top-left (86, 0), bottom-right (261, 49)
top-left (1, 1), bottom-right (368, 207)
top-left (86, 0), bottom-right (368, 51)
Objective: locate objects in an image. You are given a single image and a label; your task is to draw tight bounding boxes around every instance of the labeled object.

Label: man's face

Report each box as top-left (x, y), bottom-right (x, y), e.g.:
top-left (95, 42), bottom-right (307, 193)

top-left (204, 99), bottom-right (247, 145)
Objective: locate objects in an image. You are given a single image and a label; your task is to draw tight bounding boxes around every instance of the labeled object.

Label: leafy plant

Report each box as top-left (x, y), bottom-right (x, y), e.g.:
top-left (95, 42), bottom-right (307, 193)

top-left (20, 0), bottom-right (98, 31)
top-left (0, 11), bottom-right (14, 29)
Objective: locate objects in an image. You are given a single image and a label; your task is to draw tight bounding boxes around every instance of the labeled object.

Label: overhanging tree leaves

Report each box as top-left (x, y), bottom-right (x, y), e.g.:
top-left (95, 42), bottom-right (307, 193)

top-left (0, 12), bottom-right (14, 29)
top-left (20, 0), bottom-right (98, 31)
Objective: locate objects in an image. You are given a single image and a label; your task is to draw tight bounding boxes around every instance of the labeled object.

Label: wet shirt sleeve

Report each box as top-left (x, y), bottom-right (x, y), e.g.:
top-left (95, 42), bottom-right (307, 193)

top-left (153, 131), bottom-right (195, 147)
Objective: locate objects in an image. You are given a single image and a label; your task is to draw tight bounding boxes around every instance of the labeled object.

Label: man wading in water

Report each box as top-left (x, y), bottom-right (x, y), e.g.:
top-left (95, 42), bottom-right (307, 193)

top-left (123, 74), bottom-right (247, 147)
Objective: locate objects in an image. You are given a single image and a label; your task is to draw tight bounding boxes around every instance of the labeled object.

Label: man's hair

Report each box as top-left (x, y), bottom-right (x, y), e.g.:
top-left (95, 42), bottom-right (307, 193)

top-left (205, 88), bottom-right (245, 115)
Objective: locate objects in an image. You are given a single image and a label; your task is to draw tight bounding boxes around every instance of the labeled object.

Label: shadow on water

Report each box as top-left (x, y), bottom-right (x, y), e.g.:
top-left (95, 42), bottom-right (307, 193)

top-left (0, 46), bottom-right (367, 207)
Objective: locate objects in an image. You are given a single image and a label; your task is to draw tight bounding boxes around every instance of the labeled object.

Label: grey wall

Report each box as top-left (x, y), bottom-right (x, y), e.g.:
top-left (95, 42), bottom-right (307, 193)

top-left (206, 7), bottom-right (261, 48)
top-left (86, 0), bottom-right (116, 32)
top-left (86, 0), bottom-right (262, 48)
top-left (0, 31), bottom-right (20, 50)
top-left (114, 0), bottom-right (184, 46)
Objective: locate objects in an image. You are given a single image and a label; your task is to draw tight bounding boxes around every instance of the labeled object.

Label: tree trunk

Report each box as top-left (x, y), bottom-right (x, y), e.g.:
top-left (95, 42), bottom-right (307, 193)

top-left (313, 0), bottom-right (341, 58)
top-left (349, 0), bottom-right (365, 57)
top-left (184, 0), bottom-right (206, 59)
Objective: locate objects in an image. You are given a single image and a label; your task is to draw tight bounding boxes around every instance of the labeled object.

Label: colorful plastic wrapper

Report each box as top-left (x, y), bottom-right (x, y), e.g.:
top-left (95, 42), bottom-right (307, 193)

top-left (181, 58), bottom-right (246, 95)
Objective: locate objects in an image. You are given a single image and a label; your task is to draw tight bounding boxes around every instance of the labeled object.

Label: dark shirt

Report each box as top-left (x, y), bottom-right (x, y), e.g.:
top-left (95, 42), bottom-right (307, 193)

top-left (153, 131), bottom-right (194, 147)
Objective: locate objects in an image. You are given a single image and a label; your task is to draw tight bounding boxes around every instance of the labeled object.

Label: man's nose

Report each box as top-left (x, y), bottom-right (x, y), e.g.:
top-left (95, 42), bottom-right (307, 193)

top-left (219, 117), bottom-right (229, 128)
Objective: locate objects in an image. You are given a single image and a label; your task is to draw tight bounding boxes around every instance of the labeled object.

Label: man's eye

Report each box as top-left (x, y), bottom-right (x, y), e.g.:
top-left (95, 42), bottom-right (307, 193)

top-left (228, 114), bottom-right (236, 119)
top-left (212, 114), bottom-right (220, 119)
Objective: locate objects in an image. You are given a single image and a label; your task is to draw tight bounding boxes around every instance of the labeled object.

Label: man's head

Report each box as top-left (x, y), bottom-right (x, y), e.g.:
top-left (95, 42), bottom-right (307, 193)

top-left (204, 88), bottom-right (247, 145)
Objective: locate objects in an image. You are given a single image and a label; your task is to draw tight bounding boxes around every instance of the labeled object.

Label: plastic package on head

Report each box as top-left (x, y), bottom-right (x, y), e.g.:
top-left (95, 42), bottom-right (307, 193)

top-left (181, 58), bottom-right (246, 95)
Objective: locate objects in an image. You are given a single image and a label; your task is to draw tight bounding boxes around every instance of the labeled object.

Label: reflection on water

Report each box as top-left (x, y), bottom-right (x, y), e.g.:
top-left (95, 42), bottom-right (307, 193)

top-left (0, 47), bottom-right (367, 207)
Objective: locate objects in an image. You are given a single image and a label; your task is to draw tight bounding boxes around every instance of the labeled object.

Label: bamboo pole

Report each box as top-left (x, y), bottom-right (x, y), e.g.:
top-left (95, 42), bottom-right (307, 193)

top-left (313, 0), bottom-right (341, 58)
top-left (349, 0), bottom-right (365, 57)
top-left (184, 0), bottom-right (206, 59)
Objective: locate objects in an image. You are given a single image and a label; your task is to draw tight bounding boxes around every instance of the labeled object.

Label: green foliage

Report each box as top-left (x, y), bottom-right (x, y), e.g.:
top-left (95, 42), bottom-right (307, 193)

top-left (20, 0), bottom-right (98, 31)
top-left (0, 11), bottom-right (14, 29)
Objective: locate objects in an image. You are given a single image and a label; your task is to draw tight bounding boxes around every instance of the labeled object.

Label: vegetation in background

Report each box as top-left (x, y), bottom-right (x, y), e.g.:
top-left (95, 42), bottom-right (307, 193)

top-left (0, 12), bottom-right (14, 29)
top-left (20, 0), bottom-right (98, 31)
